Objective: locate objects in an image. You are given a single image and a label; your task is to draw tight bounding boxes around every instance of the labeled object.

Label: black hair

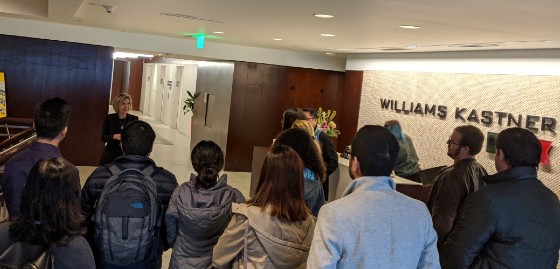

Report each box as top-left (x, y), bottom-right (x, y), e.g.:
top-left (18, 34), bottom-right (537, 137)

top-left (273, 128), bottom-right (326, 182)
top-left (454, 125), bottom-right (485, 155)
top-left (496, 127), bottom-right (541, 168)
top-left (351, 125), bottom-right (399, 176)
top-left (33, 97), bottom-right (71, 139)
top-left (191, 140), bottom-right (224, 189)
top-left (121, 120), bottom-right (155, 156)
top-left (282, 108), bottom-right (307, 130)
top-left (302, 108), bottom-right (319, 119)
top-left (10, 157), bottom-right (85, 245)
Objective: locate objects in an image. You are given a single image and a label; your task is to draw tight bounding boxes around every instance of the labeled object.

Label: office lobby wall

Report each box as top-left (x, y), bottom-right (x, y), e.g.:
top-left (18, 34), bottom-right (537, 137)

top-left (225, 62), bottom-right (350, 172)
top-left (358, 70), bottom-right (560, 195)
top-left (0, 34), bottom-right (113, 165)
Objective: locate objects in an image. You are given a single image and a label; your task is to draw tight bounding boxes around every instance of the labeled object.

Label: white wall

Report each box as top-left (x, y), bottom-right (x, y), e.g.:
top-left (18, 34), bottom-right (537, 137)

top-left (348, 51), bottom-right (560, 197)
top-left (0, 16), bottom-right (346, 71)
top-left (347, 49), bottom-right (560, 75)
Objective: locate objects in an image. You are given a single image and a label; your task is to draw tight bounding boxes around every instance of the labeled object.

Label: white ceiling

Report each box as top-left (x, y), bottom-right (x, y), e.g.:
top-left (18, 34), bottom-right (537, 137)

top-left (1, 0), bottom-right (560, 55)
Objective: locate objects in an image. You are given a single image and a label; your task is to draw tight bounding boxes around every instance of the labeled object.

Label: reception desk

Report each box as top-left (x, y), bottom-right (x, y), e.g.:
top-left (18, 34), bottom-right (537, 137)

top-left (331, 158), bottom-right (432, 203)
top-left (251, 146), bottom-right (433, 203)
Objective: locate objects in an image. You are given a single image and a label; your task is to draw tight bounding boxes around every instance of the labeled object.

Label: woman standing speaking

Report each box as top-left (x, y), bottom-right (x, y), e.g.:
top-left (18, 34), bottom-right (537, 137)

top-left (99, 93), bottom-right (138, 165)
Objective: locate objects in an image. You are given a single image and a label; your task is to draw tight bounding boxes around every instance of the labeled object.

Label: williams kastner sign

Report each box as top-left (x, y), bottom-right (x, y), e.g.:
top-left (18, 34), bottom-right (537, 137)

top-left (380, 99), bottom-right (556, 133)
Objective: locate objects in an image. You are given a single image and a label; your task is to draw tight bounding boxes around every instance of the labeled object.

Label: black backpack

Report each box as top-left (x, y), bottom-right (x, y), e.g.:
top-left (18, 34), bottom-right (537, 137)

top-left (0, 241), bottom-right (54, 269)
top-left (94, 165), bottom-right (162, 267)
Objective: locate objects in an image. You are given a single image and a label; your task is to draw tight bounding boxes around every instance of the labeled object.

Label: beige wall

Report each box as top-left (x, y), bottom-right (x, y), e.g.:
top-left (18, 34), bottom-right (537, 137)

top-left (359, 70), bottom-right (560, 195)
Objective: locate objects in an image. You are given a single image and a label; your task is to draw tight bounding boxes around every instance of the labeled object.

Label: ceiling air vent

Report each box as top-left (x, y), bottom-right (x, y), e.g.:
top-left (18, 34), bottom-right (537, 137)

top-left (160, 12), bottom-right (224, 23)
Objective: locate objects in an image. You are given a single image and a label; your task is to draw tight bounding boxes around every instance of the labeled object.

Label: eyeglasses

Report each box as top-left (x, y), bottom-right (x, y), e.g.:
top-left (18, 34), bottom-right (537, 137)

top-left (446, 137), bottom-right (461, 146)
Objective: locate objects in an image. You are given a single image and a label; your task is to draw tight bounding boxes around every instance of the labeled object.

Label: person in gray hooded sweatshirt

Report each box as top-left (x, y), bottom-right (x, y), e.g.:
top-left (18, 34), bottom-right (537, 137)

top-left (213, 145), bottom-right (316, 269)
top-left (165, 140), bottom-right (245, 269)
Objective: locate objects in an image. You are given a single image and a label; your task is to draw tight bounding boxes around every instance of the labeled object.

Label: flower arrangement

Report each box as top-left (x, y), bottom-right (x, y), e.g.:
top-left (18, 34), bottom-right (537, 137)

top-left (182, 91), bottom-right (200, 114)
top-left (317, 107), bottom-right (341, 138)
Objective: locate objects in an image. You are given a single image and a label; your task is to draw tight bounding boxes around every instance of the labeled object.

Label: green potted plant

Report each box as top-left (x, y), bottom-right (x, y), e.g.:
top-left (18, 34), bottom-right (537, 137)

top-left (183, 91), bottom-right (200, 114)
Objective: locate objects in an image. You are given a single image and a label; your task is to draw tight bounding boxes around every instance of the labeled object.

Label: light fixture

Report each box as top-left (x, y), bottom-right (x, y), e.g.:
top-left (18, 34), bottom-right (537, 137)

top-left (320, 33), bottom-right (335, 37)
top-left (336, 48), bottom-right (349, 51)
top-left (113, 52), bottom-right (154, 59)
top-left (314, 14), bottom-right (334, 18)
top-left (325, 52), bottom-right (334, 55)
top-left (213, 31), bottom-right (224, 34)
top-left (273, 38), bottom-right (283, 41)
top-left (399, 25), bottom-right (420, 29)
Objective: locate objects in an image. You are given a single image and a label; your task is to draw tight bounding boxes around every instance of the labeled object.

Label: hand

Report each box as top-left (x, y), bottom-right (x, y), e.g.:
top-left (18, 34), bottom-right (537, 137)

top-left (113, 134), bottom-right (121, 140)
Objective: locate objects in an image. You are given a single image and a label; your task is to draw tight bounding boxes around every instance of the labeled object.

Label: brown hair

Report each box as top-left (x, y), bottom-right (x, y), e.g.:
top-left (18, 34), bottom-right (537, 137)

top-left (274, 128), bottom-right (326, 182)
top-left (248, 145), bottom-right (310, 222)
top-left (454, 125), bottom-right (484, 155)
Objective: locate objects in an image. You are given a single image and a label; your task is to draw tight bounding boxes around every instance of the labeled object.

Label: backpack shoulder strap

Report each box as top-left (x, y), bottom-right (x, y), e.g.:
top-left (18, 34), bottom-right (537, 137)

top-left (104, 163), bottom-right (122, 177)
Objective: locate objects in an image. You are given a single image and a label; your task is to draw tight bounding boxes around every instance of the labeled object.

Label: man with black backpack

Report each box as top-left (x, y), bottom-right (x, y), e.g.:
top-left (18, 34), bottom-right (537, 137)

top-left (81, 120), bottom-right (178, 269)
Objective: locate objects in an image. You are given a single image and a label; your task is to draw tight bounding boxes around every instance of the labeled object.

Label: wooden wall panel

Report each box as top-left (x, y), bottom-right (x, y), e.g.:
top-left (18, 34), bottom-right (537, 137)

top-left (128, 59), bottom-right (144, 109)
top-left (225, 62), bottom-right (289, 171)
top-left (0, 34), bottom-right (113, 165)
top-left (111, 60), bottom-right (125, 103)
top-left (337, 71), bottom-right (363, 152)
top-left (225, 62), bottom-right (349, 171)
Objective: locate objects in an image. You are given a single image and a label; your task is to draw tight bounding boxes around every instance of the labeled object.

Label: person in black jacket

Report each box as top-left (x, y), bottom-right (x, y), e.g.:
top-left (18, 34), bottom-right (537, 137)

top-left (303, 108), bottom-right (338, 200)
top-left (99, 93), bottom-right (139, 165)
top-left (441, 127), bottom-right (560, 269)
top-left (82, 120), bottom-right (178, 269)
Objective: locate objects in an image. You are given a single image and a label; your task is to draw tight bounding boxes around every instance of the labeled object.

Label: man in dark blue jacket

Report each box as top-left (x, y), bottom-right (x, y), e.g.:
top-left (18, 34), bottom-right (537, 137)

top-left (441, 127), bottom-right (560, 269)
top-left (1, 97), bottom-right (72, 220)
top-left (81, 120), bottom-right (178, 269)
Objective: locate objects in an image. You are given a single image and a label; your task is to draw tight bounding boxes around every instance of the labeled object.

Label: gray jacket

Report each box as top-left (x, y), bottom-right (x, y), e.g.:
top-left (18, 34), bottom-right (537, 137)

top-left (165, 174), bottom-right (245, 269)
top-left (213, 203), bottom-right (316, 269)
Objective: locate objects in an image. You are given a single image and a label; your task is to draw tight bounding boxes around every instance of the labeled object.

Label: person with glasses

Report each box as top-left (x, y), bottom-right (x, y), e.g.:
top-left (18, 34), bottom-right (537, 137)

top-left (427, 125), bottom-right (488, 248)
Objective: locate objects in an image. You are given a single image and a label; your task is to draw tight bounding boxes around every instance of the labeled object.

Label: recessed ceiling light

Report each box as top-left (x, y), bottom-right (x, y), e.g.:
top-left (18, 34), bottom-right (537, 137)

top-left (321, 33), bottom-right (335, 37)
top-left (325, 52), bottom-right (334, 55)
top-left (336, 48), bottom-right (349, 51)
top-left (399, 25), bottom-right (420, 29)
top-left (213, 31), bottom-right (224, 34)
top-left (314, 14), bottom-right (334, 18)
top-left (273, 38), bottom-right (283, 41)
top-left (405, 45), bottom-right (418, 49)
top-left (544, 40), bottom-right (552, 43)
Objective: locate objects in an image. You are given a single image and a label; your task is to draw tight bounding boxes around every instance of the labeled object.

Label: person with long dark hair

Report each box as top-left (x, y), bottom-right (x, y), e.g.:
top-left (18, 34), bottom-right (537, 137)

top-left (213, 145), bottom-right (315, 269)
top-left (0, 157), bottom-right (95, 268)
top-left (274, 128), bottom-right (326, 216)
top-left (165, 140), bottom-right (245, 269)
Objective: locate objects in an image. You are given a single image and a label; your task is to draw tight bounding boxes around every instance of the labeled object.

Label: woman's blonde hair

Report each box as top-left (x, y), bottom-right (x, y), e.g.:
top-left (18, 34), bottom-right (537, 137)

top-left (291, 119), bottom-right (315, 137)
top-left (112, 93), bottom-right (133, 113)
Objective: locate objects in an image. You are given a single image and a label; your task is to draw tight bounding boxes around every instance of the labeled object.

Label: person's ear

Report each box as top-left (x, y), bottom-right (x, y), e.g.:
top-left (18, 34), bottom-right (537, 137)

top-left (60, 126), bottom-right (68, 139)
top-left (351, 156), bottom-right (361, 176)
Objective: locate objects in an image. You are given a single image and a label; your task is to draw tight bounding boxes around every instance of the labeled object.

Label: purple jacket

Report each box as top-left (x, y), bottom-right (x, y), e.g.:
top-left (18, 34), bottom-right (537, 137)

top-left (1, 142), bottom-right (62, 218)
